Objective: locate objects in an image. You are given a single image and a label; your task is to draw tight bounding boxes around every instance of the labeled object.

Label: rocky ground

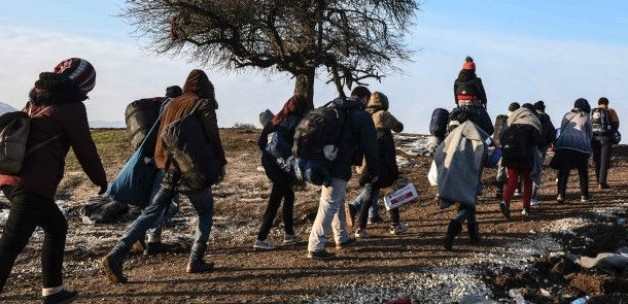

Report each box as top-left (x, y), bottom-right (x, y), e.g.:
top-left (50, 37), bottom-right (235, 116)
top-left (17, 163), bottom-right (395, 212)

top-left (0, 129), bottom-right (627, 304)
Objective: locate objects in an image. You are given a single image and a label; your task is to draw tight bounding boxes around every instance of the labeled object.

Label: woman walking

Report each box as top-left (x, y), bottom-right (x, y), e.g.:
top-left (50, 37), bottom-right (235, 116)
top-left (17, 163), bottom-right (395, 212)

top-left (253, 95), bottom-right (313, 250)
top-left (553, 98), bottom-right (593, 203)
top-left (0, 58), bottom-right (107, 304)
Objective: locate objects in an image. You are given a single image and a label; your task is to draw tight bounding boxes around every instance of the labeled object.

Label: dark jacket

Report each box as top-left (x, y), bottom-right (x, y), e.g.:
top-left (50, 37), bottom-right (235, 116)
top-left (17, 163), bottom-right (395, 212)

top-left (331, 98), bottom-right (379, 182)
top-left (500, 124), bottom-right (543, 169)
top-left (0, 101), bottom-right (107, 199)
top-left (449, 105), bottom-right (494, 136)
top-left (258, 114), bottom-right (301, 184)
top-left (454, 77), bottom-right (487, 107)
top-left (154, 70), bottom-right (227, 171)
top-left (537, 111), bottom-right (556, 149)
top-left (363, 92), bottom-right (402, 188)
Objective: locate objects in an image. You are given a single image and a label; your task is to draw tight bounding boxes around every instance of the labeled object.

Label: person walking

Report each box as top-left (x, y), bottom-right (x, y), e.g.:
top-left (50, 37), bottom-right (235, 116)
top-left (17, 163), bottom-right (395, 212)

top-left (306, 86), bottom-right (379, 259)
top-left (0, 58), bottom-right (107, 304)
top-left (553, 98), bottom-right (593, 203)
top-left (591, 97), bottom-right (620, 189)
top-left (102, 69), bottom-right (227, 284)
top-left (530, 101), bottom-right (556, 206)
top-left (498, 105), bottom-right (543, 220)
top-left (454, 57), bottom-right (487, 108)
top-left (348, 92), bottom-right (407, 238)
top-left (253, 95), bottom-right (313, 250)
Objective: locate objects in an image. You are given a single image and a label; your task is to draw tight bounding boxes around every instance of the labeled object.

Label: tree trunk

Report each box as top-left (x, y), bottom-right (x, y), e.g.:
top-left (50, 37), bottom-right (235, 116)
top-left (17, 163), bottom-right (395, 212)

top-left (293, 69), bottom-right (316, 105)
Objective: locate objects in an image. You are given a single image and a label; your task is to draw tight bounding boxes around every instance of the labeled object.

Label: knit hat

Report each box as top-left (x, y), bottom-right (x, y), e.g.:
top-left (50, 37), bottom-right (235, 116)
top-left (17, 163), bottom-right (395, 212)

top-left (534, 100), bottom-right (546, 111)
top-left (53, 58), bottom-right (96, 94)
top-left (463, 56), bottom-right (476, 71)
top-left (165, 85), bottom-right (183, 98)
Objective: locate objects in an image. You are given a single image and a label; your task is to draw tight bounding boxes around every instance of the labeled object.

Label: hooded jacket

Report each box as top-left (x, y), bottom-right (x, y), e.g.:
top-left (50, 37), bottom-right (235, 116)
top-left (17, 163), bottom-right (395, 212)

top-left (555, 109), bottom-right (593, 155)
top-left (0, 87), bottom-right (107, 199)
top-left (361, 92), bottom-right (403, 188)
top-left (154, 70), bottom-right (227, 170)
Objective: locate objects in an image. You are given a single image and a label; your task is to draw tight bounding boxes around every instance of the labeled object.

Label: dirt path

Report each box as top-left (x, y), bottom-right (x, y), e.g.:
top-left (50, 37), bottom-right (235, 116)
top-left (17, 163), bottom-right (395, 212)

top-left (1, 130), bottom-right (627, 303)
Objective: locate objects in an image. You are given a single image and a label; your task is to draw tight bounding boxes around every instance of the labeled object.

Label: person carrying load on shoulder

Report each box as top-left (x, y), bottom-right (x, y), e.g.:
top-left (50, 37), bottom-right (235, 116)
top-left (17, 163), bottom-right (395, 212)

top-left (102, 69), bottom-right (227, 284)
top-left (0, 58), bottom-right (107, 304)
top-left (591, 97), bottom-right (620, 190)
top-left (298, 86), bottom-right (379, 259)
top-left (498, 104), bottom-right (544, 220)
top-left (347, 91), bottom-right (408, 238)
top-left (253, 95), bottom-right (313, 251)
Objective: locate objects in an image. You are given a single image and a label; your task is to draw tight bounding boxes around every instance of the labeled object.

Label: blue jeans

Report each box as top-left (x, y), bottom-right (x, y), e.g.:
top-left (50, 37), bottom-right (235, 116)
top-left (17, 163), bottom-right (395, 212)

top-left (146, 171), bottom-right (179, 243)
top-left (350, 185), bottom-right (380, 220)
top-left (112, 186), bottom-right (214, 261)
top-left (453, 204), bottom-right (476, 224)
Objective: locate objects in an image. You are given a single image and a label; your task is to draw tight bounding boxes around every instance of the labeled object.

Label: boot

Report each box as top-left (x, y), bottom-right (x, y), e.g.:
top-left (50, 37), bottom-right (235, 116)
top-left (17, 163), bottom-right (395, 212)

top-left (444, 221), bottom-right (462, 251)
top-left (101, 254), bottom-right (127, 284)
top-left (467, 222), bottom-right (480, 244)
top-left (186, 242), bottom-right (214, 273)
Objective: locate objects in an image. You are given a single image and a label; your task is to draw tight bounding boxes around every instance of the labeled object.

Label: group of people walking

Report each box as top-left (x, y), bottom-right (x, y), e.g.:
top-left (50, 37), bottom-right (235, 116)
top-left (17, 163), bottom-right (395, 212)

top-left (0, 56), bottom-right (621, 304)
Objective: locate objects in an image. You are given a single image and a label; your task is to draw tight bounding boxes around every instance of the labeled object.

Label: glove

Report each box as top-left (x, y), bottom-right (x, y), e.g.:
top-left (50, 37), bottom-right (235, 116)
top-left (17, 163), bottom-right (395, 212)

top-left (98, 184), bottom-right (108, 195)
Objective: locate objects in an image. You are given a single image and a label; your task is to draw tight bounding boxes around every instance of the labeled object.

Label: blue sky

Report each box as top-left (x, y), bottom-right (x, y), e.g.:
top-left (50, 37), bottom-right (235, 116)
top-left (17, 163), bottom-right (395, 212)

top-left (1, 0), bottom-right (626, 135)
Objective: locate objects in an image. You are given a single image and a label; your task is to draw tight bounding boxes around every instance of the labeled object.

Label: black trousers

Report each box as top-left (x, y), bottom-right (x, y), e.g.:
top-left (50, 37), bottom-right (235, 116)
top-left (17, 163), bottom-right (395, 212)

top-left (556, 150), bottom-right (590, 199)
top-left (256, 182), bottom-right (295, 240)
top-left (592, 139), bottom-right (612, 186)
top-left (0, 190), bottom-right (68, 292)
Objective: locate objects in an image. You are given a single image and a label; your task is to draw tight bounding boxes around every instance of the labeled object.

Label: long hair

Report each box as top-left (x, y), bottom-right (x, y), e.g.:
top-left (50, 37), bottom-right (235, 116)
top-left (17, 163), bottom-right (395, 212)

top-left (272, 95), bottom-right (313, 126)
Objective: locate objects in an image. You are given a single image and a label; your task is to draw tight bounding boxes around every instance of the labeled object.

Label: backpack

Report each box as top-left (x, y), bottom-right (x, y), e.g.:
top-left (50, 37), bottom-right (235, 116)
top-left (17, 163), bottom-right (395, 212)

top-left (265, 116), bottom-right (301, 173)
top-left (500, 125), bottom-right (533, 168)
top-left (0, 110), bottom-right (60, 175)
top-left (161, 101), bottom-right (219, 191)
top-left (455, 79), bottom-right (480, 104)
top-left (125, 98), bottom-right (165, 149)
top-left (492, 115), bottom-right (508, 148)
top-left (429, 108), bottom-right (449, 138)
top-left (292, 98), bottom-right (352, 185)
top-left (591, 108), bottom-right (612, 135)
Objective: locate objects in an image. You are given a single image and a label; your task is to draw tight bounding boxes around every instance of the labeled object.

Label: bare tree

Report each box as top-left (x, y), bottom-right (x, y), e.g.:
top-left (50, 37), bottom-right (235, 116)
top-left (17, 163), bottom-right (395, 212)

top-left (125, 0), bottom-right (418, 102)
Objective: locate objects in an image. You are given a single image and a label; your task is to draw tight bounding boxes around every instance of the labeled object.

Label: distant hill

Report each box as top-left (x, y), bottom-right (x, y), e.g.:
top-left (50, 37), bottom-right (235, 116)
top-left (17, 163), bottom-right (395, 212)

top-left (0, 102), bottom-right (16, 115)
top-left (89, 120), bottom-right (125, 129)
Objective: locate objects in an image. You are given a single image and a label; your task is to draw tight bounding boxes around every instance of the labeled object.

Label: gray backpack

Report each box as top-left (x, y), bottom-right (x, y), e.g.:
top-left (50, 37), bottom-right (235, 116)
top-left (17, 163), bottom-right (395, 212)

top-left (0, 109), bottom-right (60, 175)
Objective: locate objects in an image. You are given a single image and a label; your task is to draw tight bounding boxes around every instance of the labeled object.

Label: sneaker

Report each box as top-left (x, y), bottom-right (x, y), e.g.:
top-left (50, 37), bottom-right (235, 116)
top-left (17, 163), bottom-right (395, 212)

top-left (557, 195), bottom-right (565, 204)
top-left (530, 198), bottom-right (541, 208)
top-left (186, 259), bottom-right (214, 274)
top-left (389, 223), bottom-right (408, 235)
top-left (283, 234), bottom-right (298, 245)
top-left (580, 195), bottom-right (590, 203)
top-left (307, 250), bottom-right (335, 260)
top-left (253, 239), bottom-right (274, 251)
top-left (101, 255), bottom-right (128, 284)
top-left (335, 238), bottom-right (356, 249)
top-left (354, 229), bottom-right (369, 239)
top-left (514, 190), bottom-right (521, 197)
top-left (368, 215), bottom-right (384, 224)
top-left (599, 183), bottom-right (610, 190)
top-left (499, 202), bottom-right (511, 220)
top-left (42, 289), bottom-right (78, 304)
top-left (521, 208), bottom-right (529, 218)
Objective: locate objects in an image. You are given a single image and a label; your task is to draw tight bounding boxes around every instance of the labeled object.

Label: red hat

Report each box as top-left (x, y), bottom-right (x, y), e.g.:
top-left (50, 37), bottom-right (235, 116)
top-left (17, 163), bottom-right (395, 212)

top-left (463, 56), bottom-right (476, 71)
top-left (54, 58), bottom-right (96, 94)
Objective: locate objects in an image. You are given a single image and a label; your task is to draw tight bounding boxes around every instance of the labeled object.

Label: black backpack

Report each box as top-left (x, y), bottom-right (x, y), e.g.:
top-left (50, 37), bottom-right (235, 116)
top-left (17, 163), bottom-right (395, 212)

top-left (429, 108), bottom-right (450, 138)
top-left (292, 99), bottom-right (349, 161)
top-left (455, 79), bottom-right (480, 103)
top-left (591, 108), bottom-right (612, 135)
top-left (126, 98), bottom-right (166, 149)
top-left (500, 125), bottom-right (532, 167)
top-left (161, 101), bottom-right (219, 190)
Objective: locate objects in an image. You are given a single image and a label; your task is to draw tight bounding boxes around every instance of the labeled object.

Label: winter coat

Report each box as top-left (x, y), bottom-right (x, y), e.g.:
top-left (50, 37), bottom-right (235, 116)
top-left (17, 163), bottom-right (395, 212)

top-left (154, 70), bottom-right (227, 171)
top-left (454, 77), bottom-right (487, 107)
top-left (434, 120), bottom-right (489, 208)
top-left (449, 105), bottom-right (494, 135)
top-left (0, 101), bottom-right (107, 199)
top-left (500, 108), bottom-right (543, 169)
top-left (361, 92), bottom-right (403, 188)
top-left (555, 109), bottom-right (593, 155)
top-left (258, 114), bottom-right (301, 185)
top-left (536, 111), bottom-right (557, 149)
top-left (331, 97), bottom-right (379, 182)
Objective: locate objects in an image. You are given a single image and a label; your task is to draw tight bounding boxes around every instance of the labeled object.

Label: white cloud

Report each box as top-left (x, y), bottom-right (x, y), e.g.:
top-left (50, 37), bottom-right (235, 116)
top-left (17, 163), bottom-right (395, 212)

top-left (0, 25), bottom-right (627, 137)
